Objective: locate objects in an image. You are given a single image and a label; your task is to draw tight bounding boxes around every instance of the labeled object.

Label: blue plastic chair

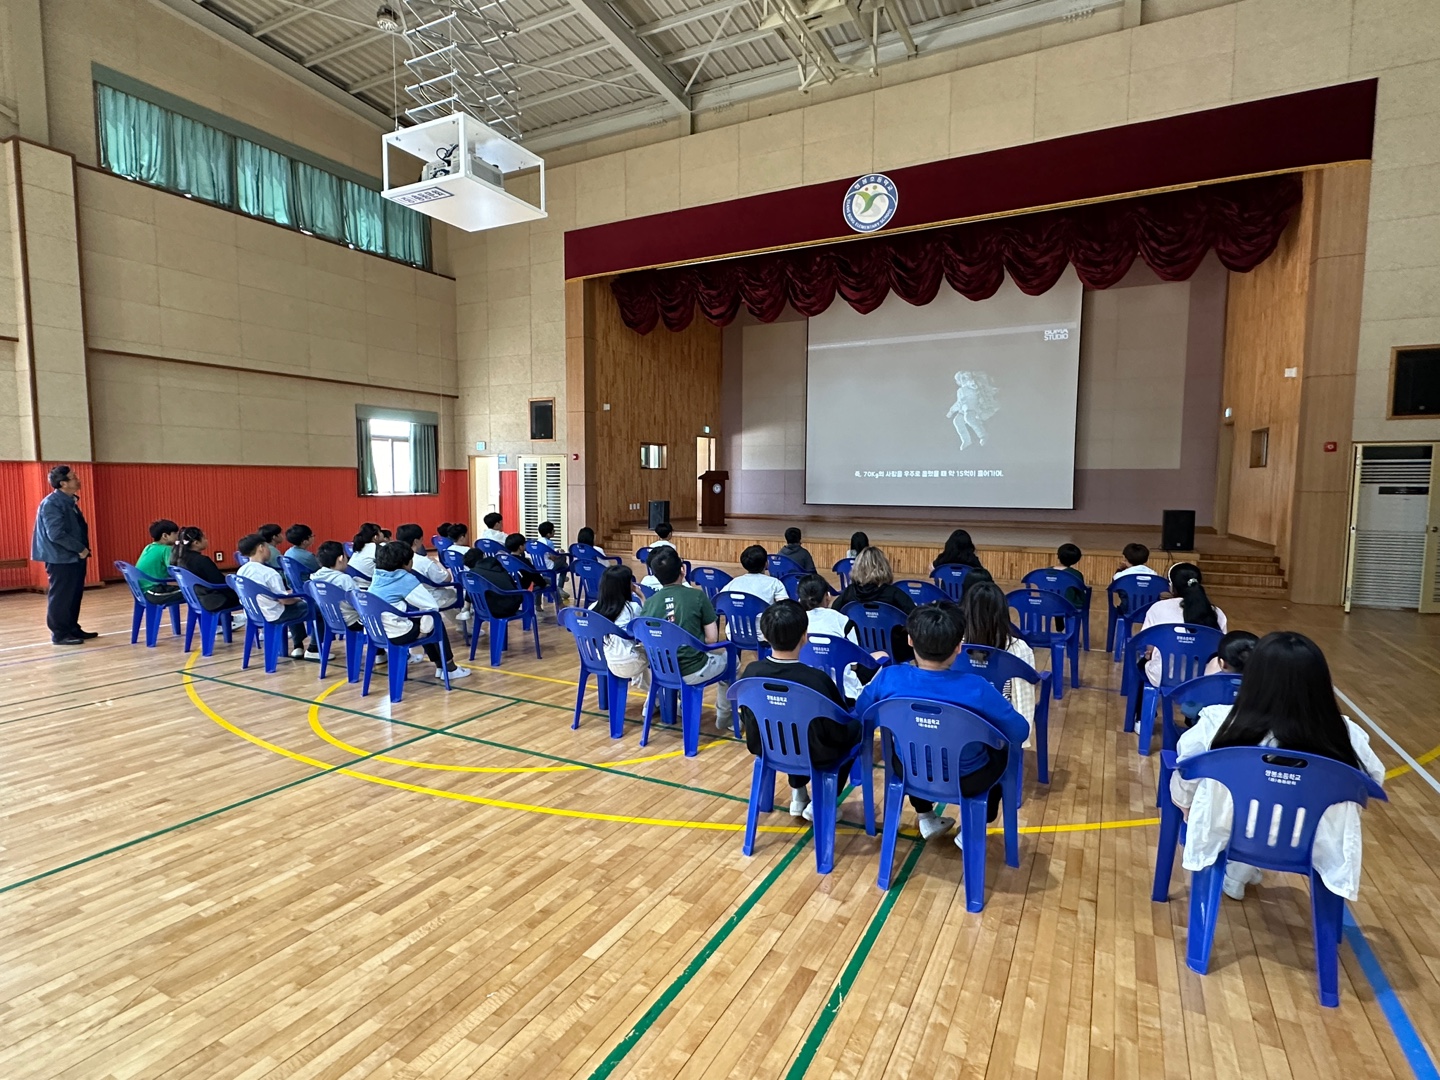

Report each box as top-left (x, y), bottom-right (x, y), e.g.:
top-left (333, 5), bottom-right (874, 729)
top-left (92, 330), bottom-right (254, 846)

top-left (433, 535), bottom-right (452, 552)
top-left (352, 590), bottom-right (453, 702)
top-left (558, 607), bottom-right (633, 738)
top-left (799, 632), bottom-right (888, 696)
top-left (688, 566), bottom-right (733, 599)
top-left (865, 698), bottom-right (1020, 909)
top-left (569, 542), bottom-right (620, 566)
top-left (1107, 573), bottom-right (1166, 660)
top-left (1022, 568), bottom-right (1092, 651)
top-left (526, 540), bottom-right (566, 596)
top-left (841, 601), bottom-right (908, 657)
top-left (232, 550), bottom-right (248, 567)
top-left (498, 551), bottom-right (560, 613)
top-left (1157, 746), bottom-right (1386, 1007)
top-left (343, 541), bottom-right (354, 556)
top-left (638, 582), bottom-right (657, 599)
top-left (1123, 623), bottom-right (1223, 755)
top-left (833, 558), bottom-right (854, 589)
top-left (631, 617), bottom-right (735, 756)
top-left (635, 546), bottom-right (651, 564)
top-left (952, 643), bottom-right (1051, 786)
top-left (714, 591), bottom-right (771, 666)
top-left (930, 564), bottom-right (970, 601)
top-left (168, 566), bottom-right (240, 656)
top-left (728, 678), bottom-right (873, 874)
top-left (570, 558), bottom-right (607, 607)
top-left (344, 564), bottom-right (372, 586)
top-left (439, 546), bottom-right (466, 574)
top-left (279, 556), bottom-right (313, 595)
top-left (114, 561), bottom-right (182, 647)
top-left (1155, 671), bottom-right (1243, 803)
top-left (1007, 588), bottom-right (1080, 700)
top-left (895, 579), bottom-right (949, 606)
top-left (459, 570), bottom-right (540, 666)
top-left (230, 573), bottom-right (306, 674)
top-left (475, 539), bottom-right (506, 556)
top-left (304, 578), bottom-right (365, 683)
top-left (767, 553), bottom-right (803, 579)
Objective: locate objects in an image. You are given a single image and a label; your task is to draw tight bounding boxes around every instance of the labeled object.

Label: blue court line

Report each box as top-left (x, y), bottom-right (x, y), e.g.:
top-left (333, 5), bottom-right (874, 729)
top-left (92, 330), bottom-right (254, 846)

top-left (1343, 908), bottom-right (1440, 1080)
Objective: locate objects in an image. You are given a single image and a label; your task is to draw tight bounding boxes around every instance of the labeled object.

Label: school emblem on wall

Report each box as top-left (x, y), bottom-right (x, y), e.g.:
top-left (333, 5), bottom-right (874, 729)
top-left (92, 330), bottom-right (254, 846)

top-left (842, 174), bottom-right (898, 233)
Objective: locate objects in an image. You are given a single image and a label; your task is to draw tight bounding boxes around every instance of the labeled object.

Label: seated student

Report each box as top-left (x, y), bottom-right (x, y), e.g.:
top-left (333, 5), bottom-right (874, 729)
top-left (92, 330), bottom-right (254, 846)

top-left (349, 523), bottom-right (382, 579)
top-left (1113, 542), bottom-right (1160, 580)
top-left (461, 545), bottom-right (525, 618)
top-left (575, 526), bottom-right (607, 556)
top-left (640, 547), bottom-right (731, 731)
top-left (536, 521), bottom-right (567, 573)
top-left (933, 528), bottom-right (994, 596)
top-left (1139, 563), bottom-right (1227, 685)
top-left (589, 564), bottom-right (649, 691)
top-left (726, 545), bottom-right (790, 606)
top-left (504, 533), bottom-right (550, 591)
top-left (959, 582), bottom-right (1037, 745)
top-left (236, 532), bottom-right (315, 659)
top-left (136, 518), bottom-right (181, 602)
top-left (738, 600), bottom-right (863, 821)
top-left (283, 523), bottom-right (320, 577)
top-left (172, 527), bottom-right (244, 626)
top-left (369, 541), bottom-right (468, 681)
top-left (846, 532), bottom-right (869, 560)
top-left (436, 523), bottom-right (453, 544)
top-left (855, 606), bottom-right (1029, 844)
top-left (1177, 629), bottom-right (1258, 726)
top-left (777, 527), bottom-right (816, 573)
top-left (257, 523), bottom-right (284, 565)
top-left (796, 574), bottom-right (872, 702)
top-left (651, 521), bottom-right (676, 550)
top-left (833, 547), bottom-right (916, 665)
top-left (479, 513), bottom-right (507, 546)
top-left (1171, 631), bottom-right (1384, 901)
top-left (310, 540), bottom-right (362, 630)
top-left (444, 523), bottom-right (472, 558)
top-left (1053, 543), bottom-right (1086, 609)
top-left (396, 523), bottom-right (458, 610)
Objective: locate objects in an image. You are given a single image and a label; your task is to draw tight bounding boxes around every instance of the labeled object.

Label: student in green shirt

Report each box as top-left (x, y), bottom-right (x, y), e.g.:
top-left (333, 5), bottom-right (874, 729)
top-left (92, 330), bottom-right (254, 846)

top-left (136, 519), bottom-right (180, 602)
top-left (640, 546), bottom-right (731, 731)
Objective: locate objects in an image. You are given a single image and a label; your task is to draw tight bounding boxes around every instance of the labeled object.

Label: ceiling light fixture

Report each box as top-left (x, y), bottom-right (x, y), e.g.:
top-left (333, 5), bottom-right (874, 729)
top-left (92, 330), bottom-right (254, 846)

top-left (375, 5), bottom-right (401, 33)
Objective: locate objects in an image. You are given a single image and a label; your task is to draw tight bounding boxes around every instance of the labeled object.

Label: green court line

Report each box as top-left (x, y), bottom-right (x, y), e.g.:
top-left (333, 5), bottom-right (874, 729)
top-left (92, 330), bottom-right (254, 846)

top-left (0, 681), bottom-right (187, 728)
top-left (782, 834), bottom-right (929, 1079)
top-left (184, 671), bottom-right (749, 804)
top-left (0, 701), bottom-right (514, 896)
top-left (1, 657), bottom-right (233, 709)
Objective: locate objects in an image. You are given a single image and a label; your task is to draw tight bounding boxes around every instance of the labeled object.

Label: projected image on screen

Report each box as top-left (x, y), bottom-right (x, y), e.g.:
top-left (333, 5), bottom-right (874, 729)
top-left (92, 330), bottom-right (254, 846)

top-left (805, 270), bottom-right (1083, 509)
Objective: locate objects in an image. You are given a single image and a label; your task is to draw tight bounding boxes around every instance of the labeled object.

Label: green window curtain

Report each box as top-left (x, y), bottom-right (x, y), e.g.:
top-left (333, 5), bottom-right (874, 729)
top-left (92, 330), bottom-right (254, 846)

top-left (411, 423), bottom-right (439, 495)
top-left (170, 115), bottom-right (234, 206)
top-left (357, 418), bottom-right (378, 495)
top-left (342, 180), bottom-right (387, 255)
top-left (294, 161), bottom-right (344, 242)
top-left (384, 199), bottom-right (431, 268)
top-left (96, 84), bottom-right (171, 187)
top-left (236, 140), bottom-right (295, 226)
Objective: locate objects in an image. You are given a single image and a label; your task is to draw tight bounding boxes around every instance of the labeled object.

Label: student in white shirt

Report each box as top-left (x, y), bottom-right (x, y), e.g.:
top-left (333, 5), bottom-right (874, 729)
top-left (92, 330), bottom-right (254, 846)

top-left (1112, 542), bottom-right (1161, 580)
top-left (443, 522), bottom-right (472, 559)
top-left (575, 526), bottom-right (607, 557)
top-left (349, 522), bottom-right (382, 580)
top-left (310, 541), bottom-right (361, 629)
top-left (236, 532), bottom-right (316, 659)
top-left (651, 521), bottom-right (676, 551)
top-left (479, 512), bottom-right (507, 546)
top-left (396, 523), bottom-right (458, 610)
top-left (1170, 631), bottom-right (1385, 901)
top-left (1137, 562), bottom-right (1227, 688)
top-left (959, 581), bottom-right (1038, 745)
top-left (589, 564), bottom-right (649, 690)
top-left (536, 521), bottom-right (566, 572)
top-left (795, 574), bottom-right (868, 701)
top-left (367, 541), bottom-right (469, 681)
top-left (727, 545), bottom-right (789, 606)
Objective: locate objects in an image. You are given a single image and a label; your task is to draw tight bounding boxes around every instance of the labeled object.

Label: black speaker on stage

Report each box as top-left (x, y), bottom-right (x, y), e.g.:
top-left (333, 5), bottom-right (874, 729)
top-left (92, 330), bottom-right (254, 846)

top-left (648, 500), bottom-right (670, 530)
top-left (1161, 510), bottom-right (1195, 551)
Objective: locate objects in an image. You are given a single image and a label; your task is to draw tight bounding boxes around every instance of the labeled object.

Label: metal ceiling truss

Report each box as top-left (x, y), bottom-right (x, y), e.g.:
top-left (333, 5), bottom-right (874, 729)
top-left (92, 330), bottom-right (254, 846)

top-left (396, 0), bottom-right (525, 135)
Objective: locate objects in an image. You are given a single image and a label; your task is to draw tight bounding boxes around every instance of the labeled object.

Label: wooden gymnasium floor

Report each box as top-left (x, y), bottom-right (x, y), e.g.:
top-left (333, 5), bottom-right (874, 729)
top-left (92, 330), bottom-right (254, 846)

top-left (2, 575), bottom-right (1439, 1079)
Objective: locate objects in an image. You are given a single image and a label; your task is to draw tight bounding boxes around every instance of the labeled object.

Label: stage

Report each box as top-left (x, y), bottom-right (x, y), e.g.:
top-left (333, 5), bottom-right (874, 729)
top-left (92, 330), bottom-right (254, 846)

top-left (620, 518), bottom-right (1285, 597)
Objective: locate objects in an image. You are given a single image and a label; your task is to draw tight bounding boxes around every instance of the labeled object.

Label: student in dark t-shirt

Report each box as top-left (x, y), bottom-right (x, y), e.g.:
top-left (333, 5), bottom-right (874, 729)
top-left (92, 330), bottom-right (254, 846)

top-left (640, 546), bottom-right (731, 730)
top-left (738, 600), bottom-right (862, 821)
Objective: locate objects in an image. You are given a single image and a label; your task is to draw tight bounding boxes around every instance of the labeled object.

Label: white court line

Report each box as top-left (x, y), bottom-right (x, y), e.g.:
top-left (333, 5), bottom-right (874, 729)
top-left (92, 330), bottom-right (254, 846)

top-left (1336, 686), bottom-right (1440, 798)
top-left (0, 632), bottom-right (118, 655)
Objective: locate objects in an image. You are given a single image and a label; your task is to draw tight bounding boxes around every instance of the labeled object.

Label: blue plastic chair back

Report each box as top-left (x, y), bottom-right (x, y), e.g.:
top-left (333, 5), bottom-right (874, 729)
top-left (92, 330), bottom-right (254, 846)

top-left (169, 565), bottom-right (238, 657)
top-left (233, 550), bottom-right (248, 566)
top-left (525, 540), bottom-right (557, 570)
top-left (952, 643), bottom-right (1042, 694)
top-left (169, 565), bottom-right (234, 613)
top-left (439, 547), bottom-right (466, 573)
top-left (867, 698), bottom-right (1007, 807)
top-left (1177, 746), bottom-right (1386, 873)
top-left (231, 572), bottom-right (286, 627)
top-left (781, 574), bottom-right (806, 601)
top-left (729, 677), bottom-right (851, 777)
top-left (895, 579), bottom-right (948, 606)
top-left (571, 558), bottom-right (607, 604)
top-left (560, 606), bottom-right (621, 677)
top-left (833, 558), bottom-right (854, 589)
top-left (343, 541), bottom-right (354, 556)
top-left (1007, 588), bottom-right (1078, 641)
top-left (351, 589), bottom-right (453, 701)
top-left (1164, 671), bottom-right (1242, 732)
top-left (1128, 623), bottom-right (1224, 688)
top-left (116, 560), bottom-right (181, 646)
top-left (767, 553), bottom-right (802, 578)
top-left (279, 556), bottom-right (312, 594)
top-left (115, 560), bottom-right (169, 605)
top-left (495, 551), bottom-right (532, 582)
top-left (570, 542), bottom-right (616, 565)
top-left (1022, 568), bottom-right (1077, 595)
top-left (305, 577), bottom-right (354, 635)
top-left (630, 617), bottom-right (714, 693)
top-left (635, 546), bottom-right (651, 564)
top-left (715, 591), bottom-right (770, 652)
top-left (840, 601), bottom-right (908, 655)
top-left (345, 564), bottom-right (372, 585)
top-left (350, 588), bottom-right (405, 644)
top-left (1109, 572), bottom-right (1166, 616)
top-left (304, 577), bottom-right (364, 682)
top-left (688, 566), bottom-right (733, 598)
top-left (930, 564), bottom-right (970, 600)
top-left (459, 569), bottom-right (526, 619)
top-left (476, 539), bottom-right (505, 556)
top-left (800, 632), bottom-right (885, 690)
top-left (433, 535), bottom-right (452, 551)
top-left (638, 582), bottom-right (657, 599)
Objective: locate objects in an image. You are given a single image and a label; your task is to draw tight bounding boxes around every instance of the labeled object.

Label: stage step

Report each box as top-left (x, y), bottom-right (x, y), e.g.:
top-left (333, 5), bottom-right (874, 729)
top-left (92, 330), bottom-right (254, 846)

top-left (1206, 583), bottom-right (1293, 599)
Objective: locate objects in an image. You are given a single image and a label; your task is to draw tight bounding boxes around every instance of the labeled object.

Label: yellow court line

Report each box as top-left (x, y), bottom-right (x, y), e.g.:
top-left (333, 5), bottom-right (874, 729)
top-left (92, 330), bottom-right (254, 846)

top-left (1386, 742), bottom-right (1440, 781)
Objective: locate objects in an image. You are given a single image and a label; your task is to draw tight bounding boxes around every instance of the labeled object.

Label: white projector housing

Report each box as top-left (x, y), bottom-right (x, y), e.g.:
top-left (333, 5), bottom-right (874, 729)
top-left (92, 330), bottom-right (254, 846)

top-left (382, 112), bottom-right (546, 233)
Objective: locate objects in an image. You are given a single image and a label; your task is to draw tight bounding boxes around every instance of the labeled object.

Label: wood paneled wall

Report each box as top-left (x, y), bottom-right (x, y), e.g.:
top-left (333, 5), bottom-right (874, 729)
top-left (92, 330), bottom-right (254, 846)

top-left (570, 279), bottom-right (722, 539)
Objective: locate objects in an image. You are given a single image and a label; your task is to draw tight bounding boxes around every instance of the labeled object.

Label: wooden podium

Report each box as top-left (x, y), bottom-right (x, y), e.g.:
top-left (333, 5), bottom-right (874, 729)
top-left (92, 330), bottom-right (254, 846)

top-left (698, 470), bottom-right (728, 527)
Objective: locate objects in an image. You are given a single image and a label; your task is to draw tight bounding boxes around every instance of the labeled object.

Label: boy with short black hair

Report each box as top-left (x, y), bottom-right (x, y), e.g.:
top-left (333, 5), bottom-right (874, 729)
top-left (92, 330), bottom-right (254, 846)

top-left (1114, 542), bottom-right (1159, 580)
top-left (504, 532), bottom-right (550, 590)
top-left (653, 522), bottom-right (676, 549)
top-left (284, 523), bottom-right (320, 574)
top-left (854, 605), bottom-right (1028, 844)
top-left (370, 541), bottom-right (468, 681)
top-left (480, 513), bottom-right (506, 545)
top-left (396, 522), bottom-right (458, 610)
top-left (640, 546), bottom-right (731, 730)
top-left (236, 532), bottom-right (315, 659)
top-left (311, 540), bottom-right (361, 630)
top-left (257, 523), bottom-right (284, 564)
top-left (738, 600), bottom-right (862, 820)
top-left (777, 527), bottom-right (816, 574)
top-left (727, 544), bottom-right (789, 605)
top-left (1054, 542), bottom-right (1086, 610)
top-left (136, 519), bottom-right (180, 602)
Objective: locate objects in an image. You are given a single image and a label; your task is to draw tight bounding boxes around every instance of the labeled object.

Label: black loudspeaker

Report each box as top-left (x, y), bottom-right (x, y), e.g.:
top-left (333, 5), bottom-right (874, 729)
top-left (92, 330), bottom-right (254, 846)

top-left (1392, 347), bottom-right (1440, 416)
top-left (1162, 510), bottom-right (1195, 551)
top-left (648, 500), bottom-right (670, 530)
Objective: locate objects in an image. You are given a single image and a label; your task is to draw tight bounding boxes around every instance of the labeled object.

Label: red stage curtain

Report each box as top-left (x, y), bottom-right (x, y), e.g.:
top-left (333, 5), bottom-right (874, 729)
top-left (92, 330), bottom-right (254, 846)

top-left (610, 174), bottom-right (1302, 334)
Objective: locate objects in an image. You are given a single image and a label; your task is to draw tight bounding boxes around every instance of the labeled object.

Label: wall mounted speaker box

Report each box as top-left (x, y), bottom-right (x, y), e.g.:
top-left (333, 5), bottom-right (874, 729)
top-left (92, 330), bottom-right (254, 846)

top-left (1162, 509), bottom-right (1196, 551)
top-left (648, 500), bottom-right (670, 530)
top-left (1392, 347), bottom-right (1440, 416)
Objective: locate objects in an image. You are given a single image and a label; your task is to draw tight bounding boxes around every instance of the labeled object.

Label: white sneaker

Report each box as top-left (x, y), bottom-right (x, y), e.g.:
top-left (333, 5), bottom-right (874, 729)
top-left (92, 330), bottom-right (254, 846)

top-left (802, 803), bottom-right (814, 822)
top-left (917, 812), bottom-right (956, 841)
top-left (437, 665), bottom-right (471, 681)
top-left (410, 648), bottom-right (426, 663)
top-left (954, 831), bottom-right (964, 851)
top-left (290, 647), bottom-right (305, 659)
top-left (303, 649), bottom-right (321, 660)
top-left (456, 609), bottom-right (471, 623)
top-left (1222, 863), bottom-right (1262, 900)
top-left (789, 790), bottom-right (810, 817)
top-left (231, 611), bottom-right (247, 628)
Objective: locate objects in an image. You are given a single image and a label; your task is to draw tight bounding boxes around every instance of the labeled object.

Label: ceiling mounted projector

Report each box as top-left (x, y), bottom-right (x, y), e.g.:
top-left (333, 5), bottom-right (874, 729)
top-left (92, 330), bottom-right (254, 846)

top-left (375, 5), bottom-right (400, 32)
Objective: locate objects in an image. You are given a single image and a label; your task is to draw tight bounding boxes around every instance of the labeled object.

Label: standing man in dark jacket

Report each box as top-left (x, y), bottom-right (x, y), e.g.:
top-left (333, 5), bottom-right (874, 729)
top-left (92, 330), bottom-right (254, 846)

top-left (31, 464), bottom-right (93, 645)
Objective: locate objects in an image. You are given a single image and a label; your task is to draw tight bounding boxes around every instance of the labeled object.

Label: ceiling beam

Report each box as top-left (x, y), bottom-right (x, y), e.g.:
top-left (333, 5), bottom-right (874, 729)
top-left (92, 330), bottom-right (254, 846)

top-left (663, 27), bottom-right (772, 65)
top-left (561, 0), bottom-right (691, 114)
top-left (253, 0), bottom-right (346, 35)
top-left (304, 29), bottom-right (388, 66)
top-left (635, 0), bottom-right (746, 38)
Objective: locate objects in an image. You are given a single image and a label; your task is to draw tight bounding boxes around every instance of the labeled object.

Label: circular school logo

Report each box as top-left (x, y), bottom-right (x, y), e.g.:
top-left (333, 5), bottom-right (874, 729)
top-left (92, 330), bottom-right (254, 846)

top-left (842, 174), bottom-right (898, 233)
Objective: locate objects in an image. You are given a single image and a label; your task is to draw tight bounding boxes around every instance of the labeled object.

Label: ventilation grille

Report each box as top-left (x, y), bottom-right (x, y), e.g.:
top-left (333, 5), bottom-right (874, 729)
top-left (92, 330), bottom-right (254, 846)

top-left (1360, 460), bottom-right (1431, 484)
top-left (1352, 532), bottom-right (1426, 608)
top-left (519, 456), bottom-right (565, 541)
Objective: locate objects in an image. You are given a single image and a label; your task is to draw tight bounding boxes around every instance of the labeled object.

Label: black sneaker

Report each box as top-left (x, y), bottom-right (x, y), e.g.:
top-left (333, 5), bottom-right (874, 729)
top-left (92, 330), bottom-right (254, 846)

top-left (53, 637), bottom-right (85, 645)
top-left (75, 630), bottom-right (99, 639)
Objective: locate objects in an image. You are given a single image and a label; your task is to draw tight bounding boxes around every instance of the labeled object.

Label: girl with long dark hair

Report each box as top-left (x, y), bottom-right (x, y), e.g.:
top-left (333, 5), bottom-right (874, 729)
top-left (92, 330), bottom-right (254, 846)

top-left (959, 581), bottom-right (1037, 741)
top-left (1170, 631), bottom-right (1384, 901)
top-left (349, 522), bottom-right (383, 578)
top-left (172, 526), bottom-right (243, 622)
top-left (1137, 562), bottom-right (1226, 687)
top-left (933, 528), bottom-right (984, 570)
top-left (590, 564), bottom-right (648, 688)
